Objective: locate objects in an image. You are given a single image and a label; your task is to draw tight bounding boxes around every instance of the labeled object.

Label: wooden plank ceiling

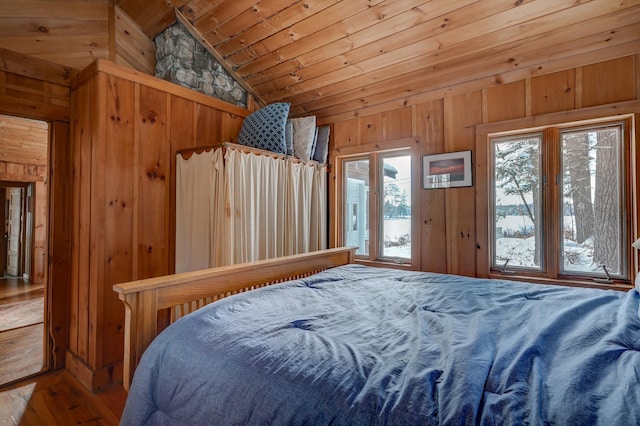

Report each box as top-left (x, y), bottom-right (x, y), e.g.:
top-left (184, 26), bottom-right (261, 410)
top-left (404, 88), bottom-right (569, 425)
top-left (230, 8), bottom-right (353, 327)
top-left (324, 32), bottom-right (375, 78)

top-left (120, 1), bottom-right (640, 122)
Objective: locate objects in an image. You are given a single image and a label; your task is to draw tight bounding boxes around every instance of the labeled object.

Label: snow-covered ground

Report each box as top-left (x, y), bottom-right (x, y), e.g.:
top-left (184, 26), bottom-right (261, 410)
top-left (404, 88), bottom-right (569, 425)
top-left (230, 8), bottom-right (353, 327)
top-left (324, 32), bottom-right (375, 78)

top-left (496, 215), bottom-right (598, 272)
top-left (380, 215), bottom-right (599, 272)
top-left (382, 217), bottom-right (411, 259)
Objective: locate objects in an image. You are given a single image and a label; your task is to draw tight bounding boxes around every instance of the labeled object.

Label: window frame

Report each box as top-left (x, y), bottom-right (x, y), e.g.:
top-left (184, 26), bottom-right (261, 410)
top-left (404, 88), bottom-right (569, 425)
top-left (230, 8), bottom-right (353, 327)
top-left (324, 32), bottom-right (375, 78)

top-left (489, 131), bottom-right (545, 274)
top-left (485, 116), bottom-right (633, 286)
top-left (336, 145), bottom-right (419, 268)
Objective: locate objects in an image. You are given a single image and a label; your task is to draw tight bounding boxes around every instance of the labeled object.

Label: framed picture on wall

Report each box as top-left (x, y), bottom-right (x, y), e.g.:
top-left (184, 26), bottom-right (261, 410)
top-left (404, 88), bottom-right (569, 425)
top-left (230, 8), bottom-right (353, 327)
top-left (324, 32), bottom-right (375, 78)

top-left (423, 150), bottom-right (472, 189)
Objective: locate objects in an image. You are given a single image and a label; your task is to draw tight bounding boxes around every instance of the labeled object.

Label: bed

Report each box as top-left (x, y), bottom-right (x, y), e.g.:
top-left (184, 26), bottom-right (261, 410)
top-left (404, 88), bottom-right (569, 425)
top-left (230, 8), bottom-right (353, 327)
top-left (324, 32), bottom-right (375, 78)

top-left (114, 247), bottom-right (640, 425)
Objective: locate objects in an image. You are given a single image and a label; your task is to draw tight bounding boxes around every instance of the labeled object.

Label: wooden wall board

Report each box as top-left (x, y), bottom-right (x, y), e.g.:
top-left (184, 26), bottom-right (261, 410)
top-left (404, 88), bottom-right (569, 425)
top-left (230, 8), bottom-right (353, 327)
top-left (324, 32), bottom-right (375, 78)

top-left (219, 111), bottom-right (243, 144)
top-left (332, 119), bottom-right (358, 151)
top-left (530, 69), bottom-right (576, 116)
top-left (443, 91), bottom-right (481, 277)
top-left (0, 114), bottom-right (48, 166)
top-left (386, 107), bottom-right (413, 142)
top-left (359, 114), bottom-right (384, 145)
top-left (69, 78), bottom-right (93, 362)
top-left (137, 85), bottom-right (168, 281)
top-left (581, 55), bottom-right (636, 108)
top-left (195, 104), bottom-right (222, 146)
top-left (416, 100), bottom-right (447, 274)
top-left (100, 74), bottom-right (135, 369)
top-left (485, 81), bottom-right (527, 123)
top-left (48, 120), bottom-right (72, 369)
top-left (32, 180), bottom-right (47, 283)
top-left (0, 71), bottom-right (70, 122)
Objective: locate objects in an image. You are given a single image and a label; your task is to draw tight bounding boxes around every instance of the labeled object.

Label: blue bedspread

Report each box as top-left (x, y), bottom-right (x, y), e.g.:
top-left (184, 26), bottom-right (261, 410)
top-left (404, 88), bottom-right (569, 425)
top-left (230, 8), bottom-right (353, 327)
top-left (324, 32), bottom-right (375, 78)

top-left (121, 264), bottom-right (640, 425)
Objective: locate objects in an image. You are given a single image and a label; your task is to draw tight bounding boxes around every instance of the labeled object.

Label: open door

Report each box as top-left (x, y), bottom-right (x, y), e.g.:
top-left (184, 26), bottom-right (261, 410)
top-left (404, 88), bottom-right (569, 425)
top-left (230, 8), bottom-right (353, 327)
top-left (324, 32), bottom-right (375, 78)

top-left (6, 187), bottom-right (24, 277)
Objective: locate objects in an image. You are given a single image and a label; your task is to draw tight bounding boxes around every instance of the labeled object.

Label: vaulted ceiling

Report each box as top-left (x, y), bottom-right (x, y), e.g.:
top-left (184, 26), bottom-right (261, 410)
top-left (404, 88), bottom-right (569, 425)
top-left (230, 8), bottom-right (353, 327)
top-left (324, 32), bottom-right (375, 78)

top-left (115, 0), bottom-right (640, 122)
top-left (4, 1), bottom-right (639, 123)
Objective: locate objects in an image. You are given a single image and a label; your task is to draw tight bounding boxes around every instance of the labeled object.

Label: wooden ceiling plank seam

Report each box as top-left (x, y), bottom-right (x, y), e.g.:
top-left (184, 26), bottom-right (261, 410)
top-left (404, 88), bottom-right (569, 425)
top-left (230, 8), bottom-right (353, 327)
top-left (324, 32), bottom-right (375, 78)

top-left (178, 0), bottom-right (227, 23)
top-left (249, 0), bottom-right (390, 60)
top-left (303, 24), bottom-right (640, 120)
top-left (264, 0), bottom-right (634, 95)
top-left (201, 0), bottom-right (302, 48)
top-left (0, 34), bottom-right (110, 57)
top-left (174, 8), bottom-right (267, 108)
top-left (0, 18), bottom-right (109, 38)
top-left (191, 0), bottom-right (268, 39)
top-left (237, 0), bottom-right (442, 83)
top-left (259, 0), bottom-right (607, 99)
top-left (245, 0), bottom-right (544, 87)
top-left (262, 0), bottom-right (637, 102)
top-left (215, 0), bottom-right (339, 60)
top-left (2, 1), bottom-right (108, 20)
top-left (232, 0), bottom-right (430, 77)
top-left (291, 15), bottom-right (640, 116)
top-left (248, 0), bottom-right (528, 91)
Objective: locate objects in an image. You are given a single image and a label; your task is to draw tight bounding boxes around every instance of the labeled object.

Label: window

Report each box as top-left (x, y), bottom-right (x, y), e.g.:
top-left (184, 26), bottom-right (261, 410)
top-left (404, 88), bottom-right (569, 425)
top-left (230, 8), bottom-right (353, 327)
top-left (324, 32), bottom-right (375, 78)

top-left (490, 118), bottom-right (630, 283)
top-left (341, 151), bottom-right (413, 263)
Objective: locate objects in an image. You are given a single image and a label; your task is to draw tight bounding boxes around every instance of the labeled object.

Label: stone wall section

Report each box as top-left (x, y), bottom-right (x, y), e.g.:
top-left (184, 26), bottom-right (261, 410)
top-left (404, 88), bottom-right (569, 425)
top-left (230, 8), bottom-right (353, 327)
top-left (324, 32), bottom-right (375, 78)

top-left (155, 22), bottom-right (247, 108)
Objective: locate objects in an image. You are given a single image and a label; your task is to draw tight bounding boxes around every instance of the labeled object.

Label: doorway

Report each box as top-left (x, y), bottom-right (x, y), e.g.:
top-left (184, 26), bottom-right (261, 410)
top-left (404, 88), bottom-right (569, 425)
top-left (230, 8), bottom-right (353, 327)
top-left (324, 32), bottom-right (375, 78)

top-left (1, 184), bottom-right (34, 279)
top-left (0, 114), bottom-right (48, 386)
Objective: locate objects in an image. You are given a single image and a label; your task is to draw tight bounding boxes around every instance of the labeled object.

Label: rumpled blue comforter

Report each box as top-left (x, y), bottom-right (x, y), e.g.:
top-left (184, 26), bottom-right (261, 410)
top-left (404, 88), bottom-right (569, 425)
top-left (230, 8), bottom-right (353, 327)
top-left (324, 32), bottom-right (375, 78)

top-left (121, 264), bottom-right (640, 425)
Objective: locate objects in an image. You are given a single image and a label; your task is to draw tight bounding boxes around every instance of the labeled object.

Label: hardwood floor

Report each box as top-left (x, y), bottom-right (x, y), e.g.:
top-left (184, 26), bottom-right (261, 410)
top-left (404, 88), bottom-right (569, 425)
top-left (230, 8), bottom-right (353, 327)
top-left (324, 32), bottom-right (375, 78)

top-left (0, 369), bottom-right (126, 425)
top-left (0, 277), bottom-right (45, 387)
top-left (0, 277), bottom-right (126, 424)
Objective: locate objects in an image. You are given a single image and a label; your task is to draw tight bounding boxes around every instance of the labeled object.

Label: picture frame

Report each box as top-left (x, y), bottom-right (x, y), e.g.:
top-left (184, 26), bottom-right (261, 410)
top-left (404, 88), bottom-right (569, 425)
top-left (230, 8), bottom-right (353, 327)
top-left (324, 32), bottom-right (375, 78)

top-left (423, 150), bottom-right (472, 189)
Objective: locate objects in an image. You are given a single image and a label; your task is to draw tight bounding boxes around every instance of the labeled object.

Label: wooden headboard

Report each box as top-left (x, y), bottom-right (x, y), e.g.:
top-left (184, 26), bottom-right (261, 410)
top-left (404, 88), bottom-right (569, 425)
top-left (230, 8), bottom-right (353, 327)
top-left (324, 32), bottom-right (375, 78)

top-left (113, 247), bottom-right (356, 390)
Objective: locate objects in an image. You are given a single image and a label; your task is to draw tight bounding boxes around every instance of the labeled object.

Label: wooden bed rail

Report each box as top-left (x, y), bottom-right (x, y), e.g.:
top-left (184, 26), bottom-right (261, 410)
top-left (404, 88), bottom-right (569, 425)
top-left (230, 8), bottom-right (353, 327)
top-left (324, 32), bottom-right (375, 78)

top-left (113, 247), bottom-right (356, 390)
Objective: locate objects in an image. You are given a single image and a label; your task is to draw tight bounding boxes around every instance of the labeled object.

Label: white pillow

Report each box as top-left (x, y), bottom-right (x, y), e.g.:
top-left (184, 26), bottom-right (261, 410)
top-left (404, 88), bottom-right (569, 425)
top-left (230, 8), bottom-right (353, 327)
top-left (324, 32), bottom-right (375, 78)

top-left (291, 116), bottom-right (316, 162)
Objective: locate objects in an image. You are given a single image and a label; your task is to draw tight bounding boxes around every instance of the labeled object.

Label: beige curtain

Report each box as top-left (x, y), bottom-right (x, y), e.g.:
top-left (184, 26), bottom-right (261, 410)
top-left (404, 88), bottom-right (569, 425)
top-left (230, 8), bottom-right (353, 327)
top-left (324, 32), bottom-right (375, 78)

top-left (175, 149), bottom-right (226, 272)
top-left (176, 146), bottom-right (327, 270)
top-left (287, 161), bottom-right (327, 255)
top-left (225, 148), bottom-right (327, 264)
top-left (225, 149), bottom-right (289, 264)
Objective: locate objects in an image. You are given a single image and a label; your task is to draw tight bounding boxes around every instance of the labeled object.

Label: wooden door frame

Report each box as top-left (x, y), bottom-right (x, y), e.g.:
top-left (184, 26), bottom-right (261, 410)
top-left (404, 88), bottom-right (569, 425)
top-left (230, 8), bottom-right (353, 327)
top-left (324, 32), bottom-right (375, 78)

top-left (0, 187), bottom-right (6, 275)
top-left (0, 117), bottom-right (71, 372)
top-left (0, 50), bottom-right (74, 373)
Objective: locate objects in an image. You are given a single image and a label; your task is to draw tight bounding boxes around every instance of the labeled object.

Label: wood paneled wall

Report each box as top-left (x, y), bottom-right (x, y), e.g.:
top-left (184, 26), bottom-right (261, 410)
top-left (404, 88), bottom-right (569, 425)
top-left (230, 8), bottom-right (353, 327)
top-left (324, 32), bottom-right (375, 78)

top-left (0, 2), bottom-right (155, 74)
top-left (67, 59), bottom-right (248, 391)
top-left (329, 54), bottom-right (639, 278)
